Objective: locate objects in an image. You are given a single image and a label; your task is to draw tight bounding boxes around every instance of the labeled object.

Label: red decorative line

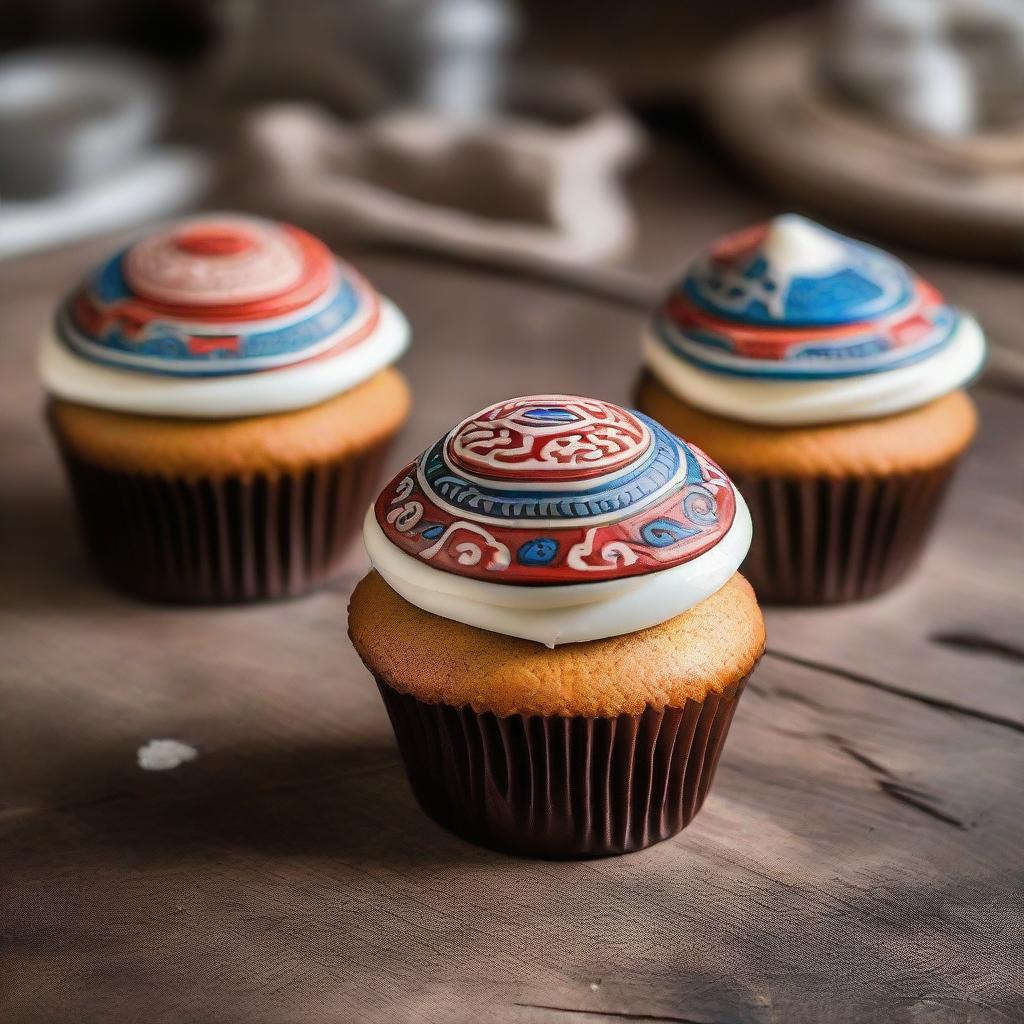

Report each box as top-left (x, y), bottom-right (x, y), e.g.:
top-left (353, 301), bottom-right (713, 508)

top-left (665, 278), bottom-right (945, 359)
top-left (446, 398), bottom-right (651, 483)
top-left (187, 335), bottom-right (242, 355)
top-left (125, 226), bottom-right (335, 322)
top-left (707, 221), bottom-right (769, 265)
top-left (172, 227), bottom-right (256, 257)
top-left (66, 273), bottom-right (382, 369)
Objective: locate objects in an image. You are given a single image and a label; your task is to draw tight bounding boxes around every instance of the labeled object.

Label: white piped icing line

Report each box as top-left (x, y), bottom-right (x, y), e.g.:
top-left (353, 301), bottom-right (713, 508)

top-left (40, 298), bottom-right (409, 419)
top-left (647, 214), bottom-right (986, 424)
top-left (645, 314), bottom-right (984, 427)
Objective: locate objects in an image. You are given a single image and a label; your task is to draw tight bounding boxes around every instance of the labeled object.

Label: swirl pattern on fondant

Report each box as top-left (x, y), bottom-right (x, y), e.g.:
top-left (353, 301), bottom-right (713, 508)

top-left (375, 395), bottom-right (737, 585)
top-left (653, 214), bottom-right (960, 381)
top-left (55, 215), bottom-right (380, 377)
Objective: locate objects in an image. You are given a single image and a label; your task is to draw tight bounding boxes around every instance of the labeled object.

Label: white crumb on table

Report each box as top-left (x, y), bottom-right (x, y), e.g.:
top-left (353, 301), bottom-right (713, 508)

top-left (137, 739), bottom-right (199, 771)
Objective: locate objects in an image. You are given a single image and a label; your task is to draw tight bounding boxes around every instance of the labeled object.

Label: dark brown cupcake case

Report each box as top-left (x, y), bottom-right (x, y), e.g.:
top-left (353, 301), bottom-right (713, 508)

top-left (378, 674), bottom-right (753, 859)
top-left (53, 431), bottom-right (391, 604)
top-left (733, 462), bottom-right (959, 605)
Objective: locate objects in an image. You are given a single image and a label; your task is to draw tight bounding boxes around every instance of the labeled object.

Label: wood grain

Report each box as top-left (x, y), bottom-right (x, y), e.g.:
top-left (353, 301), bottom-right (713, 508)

top-left (1, 140), bottom-right (1022, 1024)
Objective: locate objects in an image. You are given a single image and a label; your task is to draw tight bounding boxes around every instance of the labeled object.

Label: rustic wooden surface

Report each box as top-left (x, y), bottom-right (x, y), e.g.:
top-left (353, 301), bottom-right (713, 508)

top-left (2, 137), bottom-right (1022, 1024)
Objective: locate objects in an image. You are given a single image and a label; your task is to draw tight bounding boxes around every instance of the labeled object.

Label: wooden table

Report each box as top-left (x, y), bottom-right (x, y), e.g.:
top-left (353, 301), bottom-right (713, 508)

top-left (2, 139), bottom-right (1022, 1024)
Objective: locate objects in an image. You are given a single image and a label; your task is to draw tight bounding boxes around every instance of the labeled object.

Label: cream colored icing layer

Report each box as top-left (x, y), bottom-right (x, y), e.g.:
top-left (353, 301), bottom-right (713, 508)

top-left (644, 314), bottom-right (985, 426)
top-left (40, 297), bottom-right (409, 419)
top-left (362, 488), bottom-right (753, 647)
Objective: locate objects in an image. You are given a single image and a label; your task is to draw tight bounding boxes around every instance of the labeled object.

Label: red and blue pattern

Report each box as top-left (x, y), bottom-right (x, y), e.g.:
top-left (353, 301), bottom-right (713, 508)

top-left (654, 216), bottom-right (960, 380)
top-left (56, 215), bottom-right (380, 377)
top-left (376, 395), bottom-right (737, 585)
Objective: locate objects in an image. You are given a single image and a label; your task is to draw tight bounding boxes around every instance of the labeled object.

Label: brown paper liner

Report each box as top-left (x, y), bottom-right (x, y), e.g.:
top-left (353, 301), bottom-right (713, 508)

top-left (732, 461), bottom-right (959, 605)
top-left (53, 439), bottom-right (390, 604)
top-left (376, 674), bottom-right (751, 859)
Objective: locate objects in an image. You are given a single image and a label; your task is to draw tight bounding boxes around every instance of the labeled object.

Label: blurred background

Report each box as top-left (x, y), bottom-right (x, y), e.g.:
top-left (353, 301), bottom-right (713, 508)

top-left (1, 0), bottom-right (1022, 380)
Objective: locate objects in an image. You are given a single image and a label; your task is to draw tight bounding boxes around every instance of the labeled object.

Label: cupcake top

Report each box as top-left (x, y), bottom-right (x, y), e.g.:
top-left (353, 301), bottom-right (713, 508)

top-left (39, 213), bottom-right (409, 418)
top-left (646, 214), bottom-right (985, 425)
top-left (363, 394), bottom-right (753, 646)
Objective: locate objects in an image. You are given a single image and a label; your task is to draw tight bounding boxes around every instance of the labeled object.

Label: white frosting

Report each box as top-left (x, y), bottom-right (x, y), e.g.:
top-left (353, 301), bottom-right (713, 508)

top-left (363, 490), bottom-right (753, 647)
top-left (645, 314), bottom-right (985, 427)
top-left (763, 214), bottom-right (849, 278)
top-left (39, 297), bottom-right (409, 419)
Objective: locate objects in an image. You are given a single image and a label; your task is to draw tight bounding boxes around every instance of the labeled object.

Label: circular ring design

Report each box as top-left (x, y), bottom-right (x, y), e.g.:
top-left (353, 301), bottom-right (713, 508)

top-left (375, 395), bottom-right (738, 585)
top-left (54, 214), bottom-right (381, 378)
top-left (123, 217), bottom-right (316, 309)
top-left (446, 396), bottom-right (652, 482)
top-left (653, 214), bottom-right (961, 380)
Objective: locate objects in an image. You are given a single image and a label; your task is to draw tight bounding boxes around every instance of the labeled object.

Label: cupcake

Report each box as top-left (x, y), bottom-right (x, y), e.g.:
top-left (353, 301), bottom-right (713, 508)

top-left (638, 214), bottom-right (985, 604)
top-left (349, 394), bottom-right (764, 858)
top-left (41, 214), bottom-right (411, 603)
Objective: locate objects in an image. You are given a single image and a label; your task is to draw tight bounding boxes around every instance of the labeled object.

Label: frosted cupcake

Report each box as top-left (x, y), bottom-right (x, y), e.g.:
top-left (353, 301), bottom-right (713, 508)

top-left (349, 395), bottom-right (764, 858)
top-left (41, 214), bottom-right (411, 603)
top-left (638, 215), bottom-right (985, 604)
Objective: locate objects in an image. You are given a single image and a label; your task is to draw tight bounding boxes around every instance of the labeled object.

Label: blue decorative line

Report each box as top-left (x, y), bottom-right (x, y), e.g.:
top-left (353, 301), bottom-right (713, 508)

top-left (520, 408), bottom-right (580, 423)
top-left (93, 249), bottom-right (134, 303)
top-left (640, 518), bottom-right (700, 547)
top-left (653, 313), bottom-right (960, 381)
top-left (421, 414), bottom-right (697, 522)
top-left (58, 275), bottom-right (366, 378)
top-left (682, 485), bottom-right (717, 524)
top-left (681, 232), bottom-right (915, 328)
top-left (682, 446), bottom-right (704, 485)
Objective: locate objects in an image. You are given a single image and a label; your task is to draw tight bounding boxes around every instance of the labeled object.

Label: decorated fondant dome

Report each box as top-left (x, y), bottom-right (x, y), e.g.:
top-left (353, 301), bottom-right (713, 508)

top-left (375, 395), bottom-right (737, 585)
top-left (56, 214), bottom-right (381, 376)
top-left (654, 214), bottom-right (961, 379)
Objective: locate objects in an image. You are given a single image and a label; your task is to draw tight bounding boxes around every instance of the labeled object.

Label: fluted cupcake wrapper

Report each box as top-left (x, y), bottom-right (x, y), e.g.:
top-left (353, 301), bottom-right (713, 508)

top-left (732, 461), bottom-right (959, 605)
top-left (376, 674), bottom-right (751, 859)
top-left (53, 437), bottom-right (390, 604)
